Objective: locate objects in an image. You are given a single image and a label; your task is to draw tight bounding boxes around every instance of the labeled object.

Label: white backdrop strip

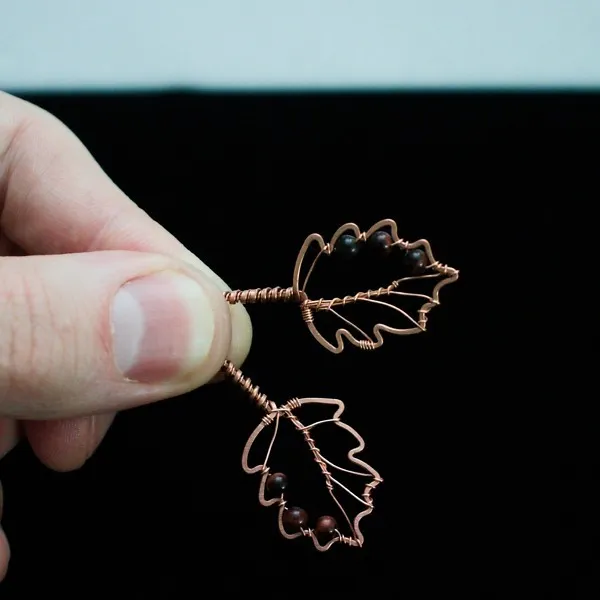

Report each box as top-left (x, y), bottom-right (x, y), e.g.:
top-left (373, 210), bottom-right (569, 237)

top-left (2, 0), bottom-right (600, 91)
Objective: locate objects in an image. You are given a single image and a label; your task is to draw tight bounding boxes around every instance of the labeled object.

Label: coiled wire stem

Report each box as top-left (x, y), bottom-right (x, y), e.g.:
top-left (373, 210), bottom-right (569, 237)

top-left (224, 287), bottom-right (305, 305)
top-left (221, 360), bottom-right (276, 413)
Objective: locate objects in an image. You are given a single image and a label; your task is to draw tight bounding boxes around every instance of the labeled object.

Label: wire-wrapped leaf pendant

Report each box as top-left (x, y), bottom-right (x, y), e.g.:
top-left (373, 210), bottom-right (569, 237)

top-left (242, 397), bottom-right (382, 551)
top-left (293, 218), bottom-right (459, 353)
top-left (222, 217), bottom-right (458, 553)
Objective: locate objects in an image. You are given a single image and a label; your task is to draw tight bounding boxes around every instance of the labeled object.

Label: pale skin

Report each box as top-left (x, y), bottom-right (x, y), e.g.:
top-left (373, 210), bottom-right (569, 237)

top-left (0, 91), bottom-right (253, 580)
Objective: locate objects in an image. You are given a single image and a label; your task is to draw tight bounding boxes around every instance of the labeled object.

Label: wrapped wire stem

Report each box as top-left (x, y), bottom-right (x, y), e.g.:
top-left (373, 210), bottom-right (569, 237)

top-left (224, 287), bottom-right (304, 305)
top-left (222, 360), bottom-right (276, 413)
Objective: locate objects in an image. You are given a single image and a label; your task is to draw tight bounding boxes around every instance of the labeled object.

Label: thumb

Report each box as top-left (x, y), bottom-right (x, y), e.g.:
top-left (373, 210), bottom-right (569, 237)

top-left (0, 250), bottom-right (232, 420)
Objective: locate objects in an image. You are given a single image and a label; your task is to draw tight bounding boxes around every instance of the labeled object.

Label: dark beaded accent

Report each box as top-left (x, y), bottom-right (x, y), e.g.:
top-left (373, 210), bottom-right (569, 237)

top-left (266, 472), bottom-right (288, 495)
top-left (314, 515), bottom-right (337, 537)
top-left (367, 230), bottom-right (392, 255)
top-left (282, 506), bottom-right (308, 531)
top-left (334, 234), bottom-right (360, 258)
top-left (404, 248), bottom-right (428, 274)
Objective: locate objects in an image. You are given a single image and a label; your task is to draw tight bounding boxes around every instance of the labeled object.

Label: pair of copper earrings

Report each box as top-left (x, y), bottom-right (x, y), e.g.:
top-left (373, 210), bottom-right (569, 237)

top-left (220, 219), bottom-right (458, 552)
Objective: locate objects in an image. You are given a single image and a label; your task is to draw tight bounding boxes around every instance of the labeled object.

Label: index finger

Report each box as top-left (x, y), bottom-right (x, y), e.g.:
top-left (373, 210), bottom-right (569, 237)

top-left (0, 91), bottom-right (251, 367)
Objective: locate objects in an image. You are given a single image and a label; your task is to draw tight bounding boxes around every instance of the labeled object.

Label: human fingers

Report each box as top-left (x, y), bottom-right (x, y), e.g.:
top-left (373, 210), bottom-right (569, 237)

top-left (1, 91), bottom-right (250, 466)
top-left (0, 250), bottom-right (231, 420)
top-left (0, 481), bottom-right (9, 582)
top-left (23, 414), bottom-right (114, 472)
top-left (0, 419), bottom-right (18, 459)
top-left (0, 91), bottom-right (251, 370)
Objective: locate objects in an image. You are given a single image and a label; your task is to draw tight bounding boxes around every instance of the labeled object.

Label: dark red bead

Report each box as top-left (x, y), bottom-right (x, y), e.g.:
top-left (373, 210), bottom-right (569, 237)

top-left (404, 248), bottom-right (428, 274)
top-left (282, 506), bottom-right (308, 531)
top-left (266, 472), bottom-right (288, 495)
top-left (334, 234), bottom-right (360, 258)
top-left (368, 230), bottom-right (392, 255)
top-left (314, 515), bottom-right (337, 537)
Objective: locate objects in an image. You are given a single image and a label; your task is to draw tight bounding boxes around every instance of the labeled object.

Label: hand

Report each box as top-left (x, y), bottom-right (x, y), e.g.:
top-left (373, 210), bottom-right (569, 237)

top-left (0, 91), bottom-right (252, 580)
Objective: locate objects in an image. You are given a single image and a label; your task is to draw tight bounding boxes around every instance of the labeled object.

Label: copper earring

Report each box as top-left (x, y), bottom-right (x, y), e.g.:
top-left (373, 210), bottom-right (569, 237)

top-left (221, 218), bottom-right (458, 551)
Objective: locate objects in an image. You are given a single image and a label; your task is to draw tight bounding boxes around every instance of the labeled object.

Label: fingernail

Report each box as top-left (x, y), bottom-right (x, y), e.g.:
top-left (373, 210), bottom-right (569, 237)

top-left (111, 271), bottom-right (217, 383)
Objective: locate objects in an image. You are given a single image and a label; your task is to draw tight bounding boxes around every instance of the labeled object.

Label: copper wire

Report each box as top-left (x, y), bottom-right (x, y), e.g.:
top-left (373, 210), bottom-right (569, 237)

top-left (222, 360), bottom-right (276, 413)
top-left (224, 287), bottom-right (304, 304)
top-left (221, 218), bottom-right (457, 552)
top-left (304, 284), bottom-right (433, 311)
top-left (300, 304), bottom-right (314, 324)
top-left (240, 395), bottom-right (382, 552)
top-left (290, 218), bottom-right (459, 354)
top-left (223, 220), bottom-right (458, 355)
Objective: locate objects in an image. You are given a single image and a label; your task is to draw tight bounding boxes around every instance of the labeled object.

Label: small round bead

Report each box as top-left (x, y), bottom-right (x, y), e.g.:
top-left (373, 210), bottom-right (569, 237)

top-left (266, 472), bottom-right (288, 495)
top-left (334, 234), bottom-right (360, 258)
top-left (282, 506), bottom-right (308, 531)
top-left (404, 248), bottom-right (428, 274)
top-left (314, 515), bottom-right (337, 537)
top-left (368, 230), bottom-right (392, 254)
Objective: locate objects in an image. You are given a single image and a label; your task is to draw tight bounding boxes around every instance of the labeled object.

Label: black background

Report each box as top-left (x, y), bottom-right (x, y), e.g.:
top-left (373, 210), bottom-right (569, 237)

top-left (0, 91), bottom-right (594, 598)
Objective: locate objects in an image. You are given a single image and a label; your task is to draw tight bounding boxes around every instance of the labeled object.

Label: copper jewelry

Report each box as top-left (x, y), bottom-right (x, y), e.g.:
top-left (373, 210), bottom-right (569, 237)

top-left (221, 218), bottom-right (458, 551)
